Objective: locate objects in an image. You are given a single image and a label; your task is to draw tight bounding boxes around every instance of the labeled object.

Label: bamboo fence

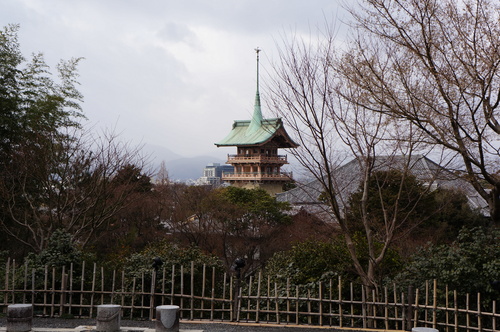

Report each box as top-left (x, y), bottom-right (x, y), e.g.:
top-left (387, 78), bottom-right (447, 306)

top-left (1, 258), bottom-right (498, 332)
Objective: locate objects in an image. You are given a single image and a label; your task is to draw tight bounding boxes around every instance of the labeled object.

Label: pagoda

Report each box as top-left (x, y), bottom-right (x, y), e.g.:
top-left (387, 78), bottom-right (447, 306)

top-left (215, 49), bottom-right (298, 195)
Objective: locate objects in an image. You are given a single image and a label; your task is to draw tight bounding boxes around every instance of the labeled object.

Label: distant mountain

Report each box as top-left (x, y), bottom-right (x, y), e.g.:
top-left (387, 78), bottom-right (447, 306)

top-left (142, 143), bottom-right (182, 164)
top-left (142, 144), bottom-right (227, 181)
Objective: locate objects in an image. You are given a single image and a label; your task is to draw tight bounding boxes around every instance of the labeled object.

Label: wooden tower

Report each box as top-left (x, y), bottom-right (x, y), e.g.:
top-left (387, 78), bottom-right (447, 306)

top-left (215, 49), bottom-right (298, 195)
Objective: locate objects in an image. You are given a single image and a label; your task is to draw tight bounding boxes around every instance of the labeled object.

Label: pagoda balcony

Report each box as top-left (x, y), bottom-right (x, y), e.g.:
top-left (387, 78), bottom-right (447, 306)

top-left (222, 171), bottom-right (293, 181)
top-left (226, 154), bottom-right (288, 164)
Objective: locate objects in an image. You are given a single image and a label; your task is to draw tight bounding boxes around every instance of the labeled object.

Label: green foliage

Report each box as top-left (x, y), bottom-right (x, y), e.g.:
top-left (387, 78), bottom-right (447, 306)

top-left (391, 226), bottom-right (500, 303)
top-left (121, 240), bottom-right (223, 280)
top-left (22, 230), bottom-right (93, 291)
top-left (264, 235), bottom-right (402, 286)
top-left (24, 229), bottom-right (84, 270)
top-left (422, 188), bottom-right (488, 241)
top-left (214, 186), bottom-right (291, 226)
top-left (0, 24), bottom-right (83, 156)
top-left (264, 238), bottom-right (352, 285)
top-left (111, 164), bottom-right (152, 192)
top-left (346, 170), bottom-right (436, 233)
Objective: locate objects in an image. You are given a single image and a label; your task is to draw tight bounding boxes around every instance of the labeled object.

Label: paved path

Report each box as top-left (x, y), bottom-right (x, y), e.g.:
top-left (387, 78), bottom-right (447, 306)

top-left (0, 318), bottom-right (388, 332)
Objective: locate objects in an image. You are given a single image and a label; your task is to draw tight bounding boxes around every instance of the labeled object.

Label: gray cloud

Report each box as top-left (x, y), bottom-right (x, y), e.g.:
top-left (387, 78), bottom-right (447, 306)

top-left (1, 0), bottom-right (347, 160)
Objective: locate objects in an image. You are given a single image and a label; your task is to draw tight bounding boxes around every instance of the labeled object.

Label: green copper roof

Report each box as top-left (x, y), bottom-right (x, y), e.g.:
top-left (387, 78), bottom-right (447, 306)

top-left (215, 117), bottom-right (283, 146)
top-left (215, 48), bottom-right (299, 148)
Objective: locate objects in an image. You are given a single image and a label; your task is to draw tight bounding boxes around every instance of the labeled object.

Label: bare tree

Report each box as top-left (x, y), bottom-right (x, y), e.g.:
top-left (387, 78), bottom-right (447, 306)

top-left (266, 26), bottom-right (440, 292)
top-left (0, 128), bottom-right (150, 253)
top-left (340, 0), bottom-right (500, 222)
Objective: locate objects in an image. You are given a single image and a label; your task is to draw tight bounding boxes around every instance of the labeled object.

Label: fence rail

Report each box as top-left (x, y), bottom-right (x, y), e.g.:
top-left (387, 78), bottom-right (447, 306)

top-left (1, 258), bottom-right (498, 332)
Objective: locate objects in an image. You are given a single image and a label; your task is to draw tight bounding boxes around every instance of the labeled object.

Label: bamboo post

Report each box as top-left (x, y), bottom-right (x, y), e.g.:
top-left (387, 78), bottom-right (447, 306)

top-left (492, 300), bottom-right (496, 332)
top-left (401, 292), bottom-right (406, 331)
top-left (51, 266), bottom-right (56, 317)
top-left (11, 259), bottom-right (16, 303)
top-left (121, 271), bottom-right (125, 316)
top-left (111, 269), bottom-right (116, 304)
top-left (236, 280), bottom-right (243, 322)
top-left (414, 288), bottom-right (420, 326)
top-left (201, 264), bottom-right (206, 319)
top-left (210, 266), bottom-right (215, 321)
top-left (190, 261), bottom-right (194, 320)
top-left (307, 289), bottom-right (311, 325)
top-left (295, 285), bottom-right (299, 325)
top-left (89, 263), bottom-right (96, 318)
top-left (171, 265), bottom-right (175, 305)
top-left (384, 286), bottom-right (389, 330)
top-left (180, 265), bottom-right (184, 319)
top-left (466, 293), bottom-right (470, 332)
top-left (362, 285), bottom-right (366, 329)
top-left (445, 285), bottom-right (449, 332)
top-left (59, 266), bottom-right (66, 316)
top-left (350, 283), bottom-right (355, 327)
top-left (140, 272), bottom-right (145, 319)
top-left (454, 290), bottom-right (458, 332)
top-left (329, 279), bottom-right (333, 326)
top-left (68, 263), bottom-right (74, 314)
top-left (130, 277), bottom-right (136, 320)
top-left (31, 268), bottom-right (35, 307)
top-left (407, 285), bottom-right (414, 330)
top-left (432, 280), bottom-right (437, 329)
top-left (150, 269), bottom-right (156, 320)
top-left (222, 272), bottom-right (227, 321)
top-left (477, 292), bottom-right (481, 332)
top-left (319, 281), bottom-right (323, 326)
top-left (266, 275), bottom-right (271, 322)
top-left (23, 262), bottom-right (28, 304)
top-left (393, 283), bottom-right (399, 330)
top-left (286, 278), bottom-right (290, 324)
top-left (246, 275), bottom-right (252, 322)
top-left (4, 258), bottom-right (10, 306)
top-left (425, 280), bottom-right (429, 326)
top-left (79, 261), bottom-right (85, 317)
top-left (100, 266), bottom-right (104, 305)
top-left (275, 282), bottom-right (279, 324)
top-left (43, 265), bottom-right (48, 316)
top-left (256, 272), bottom-right (261, 323)
top-left (229, 275), bottom-right (234, 322)
top-left (338, 277), bottom-right (343, 327)
top-left (162, 267), bottom-right (166, 306)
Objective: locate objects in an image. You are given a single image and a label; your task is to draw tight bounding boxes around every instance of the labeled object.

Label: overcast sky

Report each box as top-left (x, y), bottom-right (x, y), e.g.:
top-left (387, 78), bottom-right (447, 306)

top-left (2, 0), bottom-right (348, 160)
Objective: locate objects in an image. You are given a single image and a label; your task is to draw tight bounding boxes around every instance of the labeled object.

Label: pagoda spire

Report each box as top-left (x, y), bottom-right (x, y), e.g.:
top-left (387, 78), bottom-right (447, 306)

top-left (247, 47), bottom-right (263, 135)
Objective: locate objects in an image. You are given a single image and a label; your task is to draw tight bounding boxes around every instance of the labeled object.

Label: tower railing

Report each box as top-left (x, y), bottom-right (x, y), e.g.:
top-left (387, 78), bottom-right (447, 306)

top-left (222, 171), bottom-right (292, 181)
top-left (227, 154), bottom-right (288, 163)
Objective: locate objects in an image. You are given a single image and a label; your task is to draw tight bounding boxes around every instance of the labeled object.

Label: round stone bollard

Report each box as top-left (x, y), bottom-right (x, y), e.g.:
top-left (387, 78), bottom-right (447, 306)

top-left (7, 304), bottom-right (33, 332)
top-left (412, 328), bottom-right (439, 332)
top-left (96, 304), bottom-right (121, 332)
top-left (155, 305), bottom-right (180, 332)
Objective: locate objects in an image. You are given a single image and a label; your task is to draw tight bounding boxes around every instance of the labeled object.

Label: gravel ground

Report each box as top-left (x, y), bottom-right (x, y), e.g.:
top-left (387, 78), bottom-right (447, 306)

top-left (0, 317), bottom-right (371, 331)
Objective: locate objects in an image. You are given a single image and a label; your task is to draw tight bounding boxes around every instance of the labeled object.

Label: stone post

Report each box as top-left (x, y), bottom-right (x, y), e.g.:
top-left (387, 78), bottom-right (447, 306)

top-left (7, 304), bottom-right (33, 332)
top-left (412, 328), bottom-right (439, 332)
top-left (96, 304), bottom-right (121, 332)
top-left (155, 305), bottom-right (180, 332)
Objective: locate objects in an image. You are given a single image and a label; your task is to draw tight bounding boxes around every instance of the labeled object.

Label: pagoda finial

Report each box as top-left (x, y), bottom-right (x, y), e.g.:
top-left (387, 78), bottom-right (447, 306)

top-left (248, 47), bottom-right (263, 135)
top-left (255, 47), bottom-right (261, 95)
